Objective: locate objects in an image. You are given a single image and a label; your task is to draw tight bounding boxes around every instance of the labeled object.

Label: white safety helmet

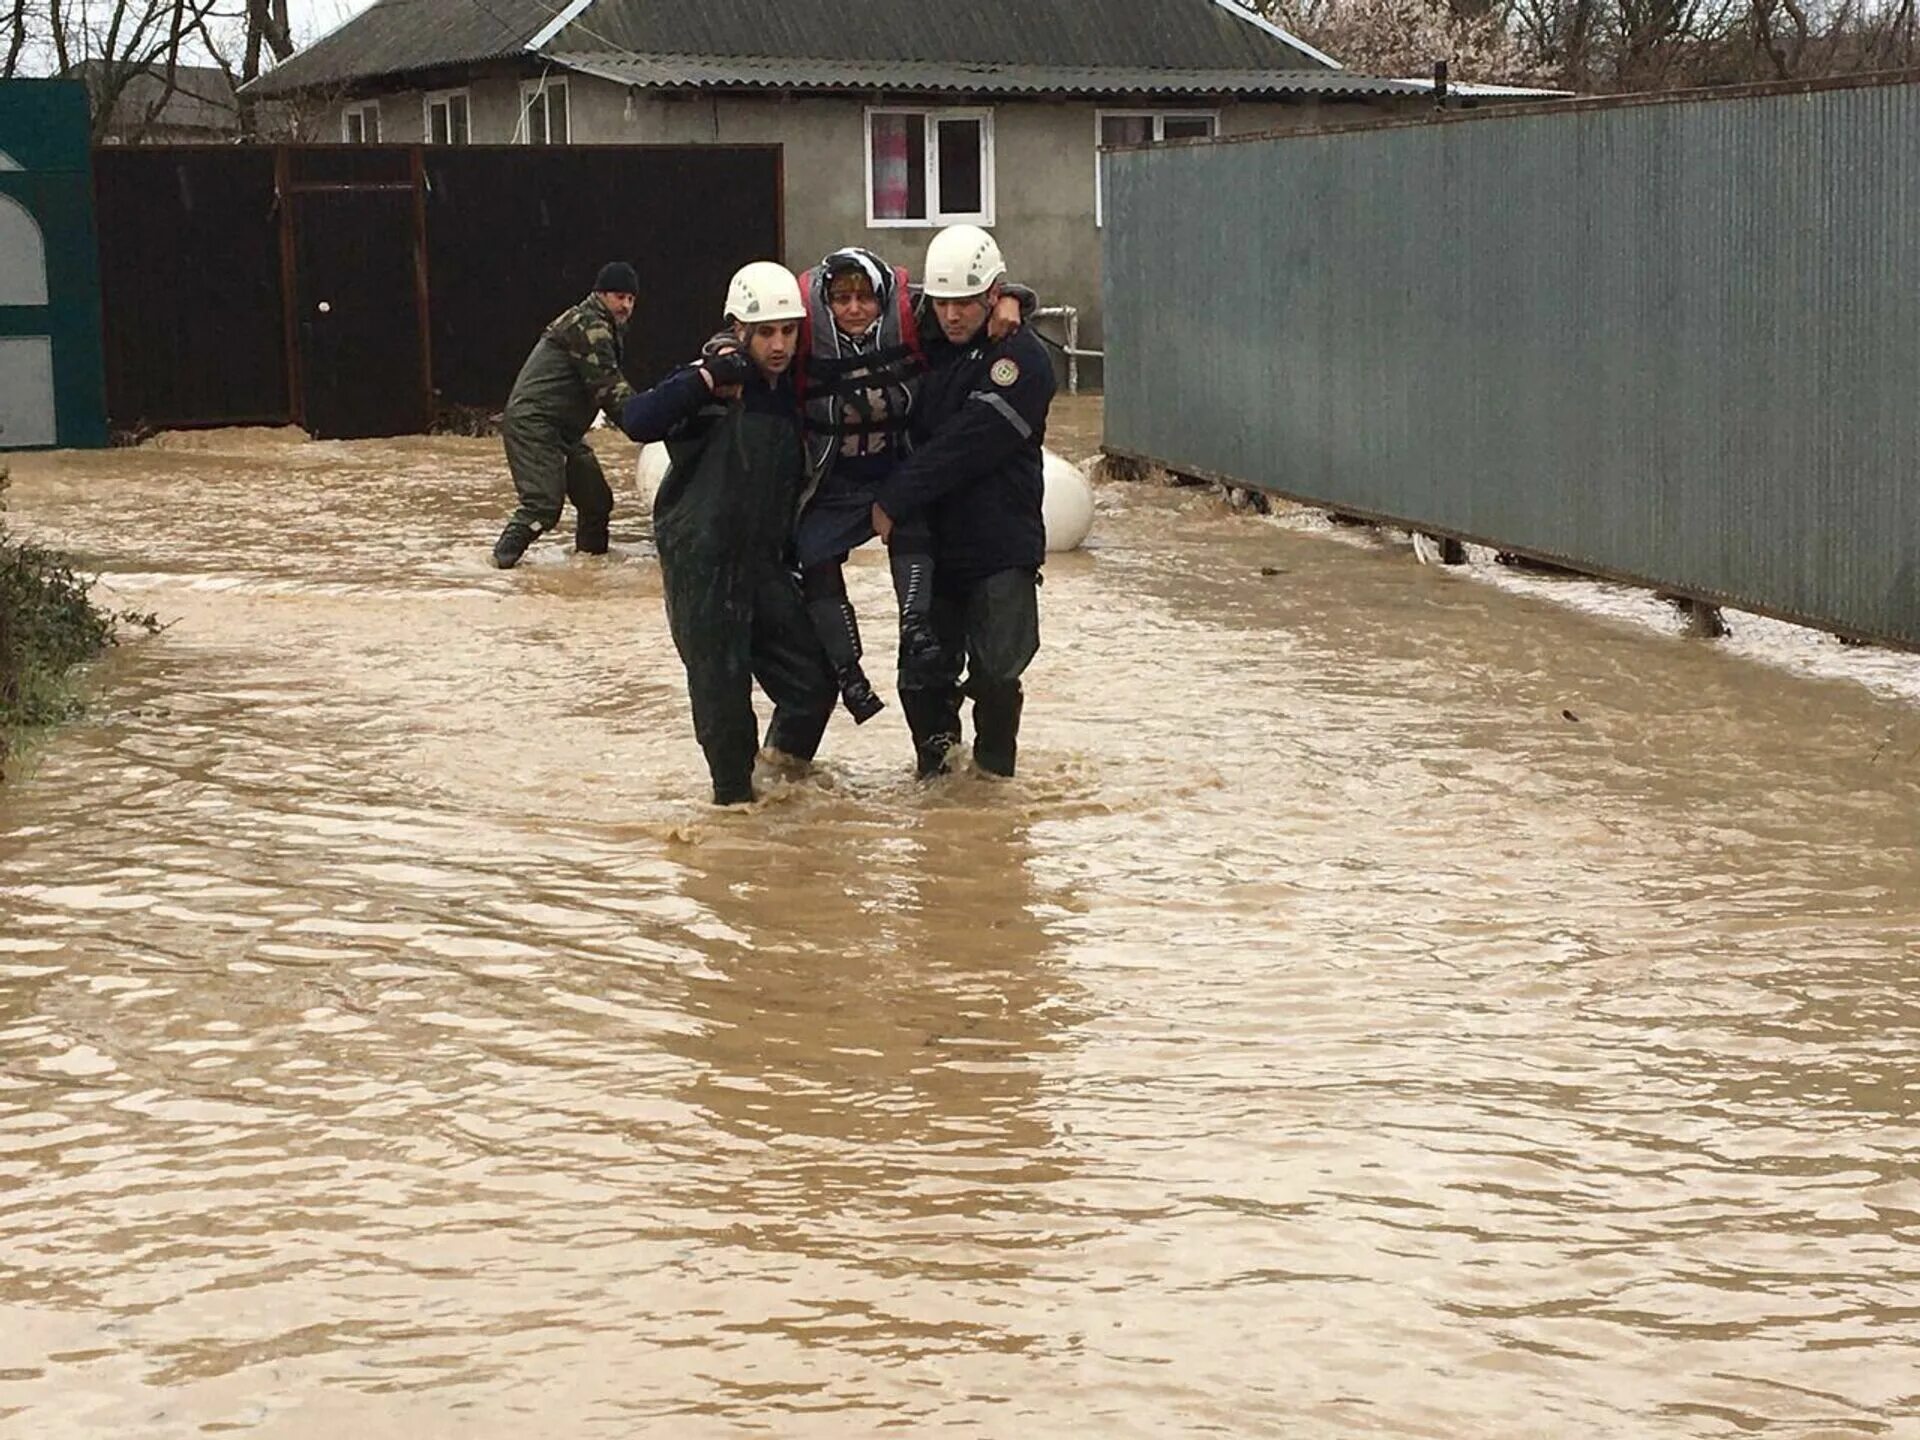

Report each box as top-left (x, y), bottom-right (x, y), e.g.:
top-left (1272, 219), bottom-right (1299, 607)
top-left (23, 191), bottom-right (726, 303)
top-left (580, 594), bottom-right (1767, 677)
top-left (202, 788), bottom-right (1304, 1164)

top-left (922, 224), bottom-right (1006, 299)
top-left (724, 261), bottom-right (806, 324)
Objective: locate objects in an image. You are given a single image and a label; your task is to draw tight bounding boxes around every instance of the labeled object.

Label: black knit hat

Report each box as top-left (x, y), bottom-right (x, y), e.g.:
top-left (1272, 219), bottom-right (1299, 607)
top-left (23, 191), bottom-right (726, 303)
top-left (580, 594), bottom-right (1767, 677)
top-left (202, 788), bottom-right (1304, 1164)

top-left (595, 261), bottom-right (639, 295)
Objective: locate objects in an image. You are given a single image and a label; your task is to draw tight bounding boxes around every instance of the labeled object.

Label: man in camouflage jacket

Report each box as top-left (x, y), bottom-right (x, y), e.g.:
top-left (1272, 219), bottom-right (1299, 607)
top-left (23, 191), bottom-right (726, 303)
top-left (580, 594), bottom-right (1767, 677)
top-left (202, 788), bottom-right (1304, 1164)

top-left (490, 261), bottom-right (640, 569)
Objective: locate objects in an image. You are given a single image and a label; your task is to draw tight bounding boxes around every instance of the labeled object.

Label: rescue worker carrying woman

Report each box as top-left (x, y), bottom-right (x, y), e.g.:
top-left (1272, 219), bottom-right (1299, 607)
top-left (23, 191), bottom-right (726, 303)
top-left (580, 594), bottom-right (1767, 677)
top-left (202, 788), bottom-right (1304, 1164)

top-left (872, 225), bottom-right (1057, 780)
top-left (787, 248), bottom-right (1032, 725)
top-left (617, 262), bottom-right (837, 806)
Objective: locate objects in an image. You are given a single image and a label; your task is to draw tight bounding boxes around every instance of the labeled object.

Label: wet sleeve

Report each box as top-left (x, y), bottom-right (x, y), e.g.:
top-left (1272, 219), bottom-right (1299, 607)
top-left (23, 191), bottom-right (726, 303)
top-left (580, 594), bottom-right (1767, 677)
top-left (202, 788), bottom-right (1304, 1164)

top-left (557, 315), bottom-right (638, 420)
top-left (619, 365), bottom-right (720, 442)
top-left (875, 348), bottom-right (1055, 522)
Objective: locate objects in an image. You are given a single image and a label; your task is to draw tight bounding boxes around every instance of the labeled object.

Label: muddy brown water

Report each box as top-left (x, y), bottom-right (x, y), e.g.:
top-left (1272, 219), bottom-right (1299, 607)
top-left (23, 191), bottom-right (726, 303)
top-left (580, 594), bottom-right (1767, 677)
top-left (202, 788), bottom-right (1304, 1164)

top-left (2, 397), bottom-right (1918, 1438)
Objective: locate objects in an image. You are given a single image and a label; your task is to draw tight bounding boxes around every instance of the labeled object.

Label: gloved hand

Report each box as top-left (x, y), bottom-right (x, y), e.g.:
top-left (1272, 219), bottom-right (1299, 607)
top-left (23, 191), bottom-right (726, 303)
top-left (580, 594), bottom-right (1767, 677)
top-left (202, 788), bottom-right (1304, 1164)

top-left (703, 349), bottom-right (753, 389)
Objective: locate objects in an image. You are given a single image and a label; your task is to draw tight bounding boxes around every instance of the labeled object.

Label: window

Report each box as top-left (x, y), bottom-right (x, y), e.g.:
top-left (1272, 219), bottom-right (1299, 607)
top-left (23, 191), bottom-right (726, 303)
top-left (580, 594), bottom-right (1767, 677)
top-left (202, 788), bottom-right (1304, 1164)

top-left (519, 78), bottom-right (569, 144)
top-left (1095, 110), bottom-right (1218, 225)
top-left (341, 102), bottom-right (380, 144)
top-left (425, 89), bottom-right (471, 145)
top-left (865, 107), bottom-right (994, 227)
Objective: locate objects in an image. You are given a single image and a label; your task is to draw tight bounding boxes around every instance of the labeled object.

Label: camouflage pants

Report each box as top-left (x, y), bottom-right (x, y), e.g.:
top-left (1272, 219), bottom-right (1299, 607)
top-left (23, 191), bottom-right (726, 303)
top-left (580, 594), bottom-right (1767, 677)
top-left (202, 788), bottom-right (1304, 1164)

top-left (502, 416), bottom-right (613, 552)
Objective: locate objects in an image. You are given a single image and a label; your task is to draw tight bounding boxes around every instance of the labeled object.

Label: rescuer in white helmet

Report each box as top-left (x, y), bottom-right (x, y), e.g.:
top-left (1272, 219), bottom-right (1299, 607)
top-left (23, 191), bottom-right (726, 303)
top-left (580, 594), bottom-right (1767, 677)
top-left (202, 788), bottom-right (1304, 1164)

top-left (616, 260), bottom-right (836, 805)
top-left (868, 224), bottom-right (1057, 780)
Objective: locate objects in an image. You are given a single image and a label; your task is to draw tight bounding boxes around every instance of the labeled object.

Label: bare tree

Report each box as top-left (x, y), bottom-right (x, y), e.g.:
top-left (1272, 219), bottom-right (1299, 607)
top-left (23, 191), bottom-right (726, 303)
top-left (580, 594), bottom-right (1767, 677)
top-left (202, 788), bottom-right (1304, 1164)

top-left (4, 1), bottom-right (30, 77)
top-left (7, 0), bottom-right (302, 138)
top-left (240, 0), bottom-right (290, 81)
top-left (1261, 0), bottom-right (1548, 81)
top-left (1255, 0), bottom-right (1920, 91)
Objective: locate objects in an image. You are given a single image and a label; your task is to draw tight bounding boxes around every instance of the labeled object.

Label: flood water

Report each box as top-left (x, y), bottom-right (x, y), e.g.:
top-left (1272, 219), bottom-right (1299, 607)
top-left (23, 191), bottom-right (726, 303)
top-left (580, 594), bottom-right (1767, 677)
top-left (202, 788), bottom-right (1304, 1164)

top-left (3, 399), bottom-right (1918, 1438)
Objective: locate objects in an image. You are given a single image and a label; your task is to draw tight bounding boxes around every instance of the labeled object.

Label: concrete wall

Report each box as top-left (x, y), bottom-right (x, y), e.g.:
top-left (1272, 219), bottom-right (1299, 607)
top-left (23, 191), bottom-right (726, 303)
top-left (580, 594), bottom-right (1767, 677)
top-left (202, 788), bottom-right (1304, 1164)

top-left (325, 74), bottom-right (1420, 386)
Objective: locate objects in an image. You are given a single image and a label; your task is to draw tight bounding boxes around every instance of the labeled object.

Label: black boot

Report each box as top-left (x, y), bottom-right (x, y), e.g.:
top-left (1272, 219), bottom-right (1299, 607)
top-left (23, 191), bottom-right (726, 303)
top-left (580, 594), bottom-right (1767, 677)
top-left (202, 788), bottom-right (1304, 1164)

top-left (574, 514), bottom-right (610, 555)
top-left (890, 553), bottom-right (946, 685)
top-left (899, 687), bottom-right (962, 779)
top-left (971, 681), bottom-right (1025, 777)
top-left (806, 597), bottom-right (885, 724)
top-left (491, 521), bottom-right (538, 569)
top-left (712, 774), bottom-right (755, 806)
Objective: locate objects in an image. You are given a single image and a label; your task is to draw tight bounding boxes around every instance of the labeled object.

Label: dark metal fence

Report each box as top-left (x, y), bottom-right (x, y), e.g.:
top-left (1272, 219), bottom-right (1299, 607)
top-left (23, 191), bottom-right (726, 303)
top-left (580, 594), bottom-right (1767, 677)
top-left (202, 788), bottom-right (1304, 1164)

top-left (94, 148), bottom-right (287, 431)
top-left (94, 143), bottom-right (783, 439)
top-left (1102, 73), bottom-right (1920, 648)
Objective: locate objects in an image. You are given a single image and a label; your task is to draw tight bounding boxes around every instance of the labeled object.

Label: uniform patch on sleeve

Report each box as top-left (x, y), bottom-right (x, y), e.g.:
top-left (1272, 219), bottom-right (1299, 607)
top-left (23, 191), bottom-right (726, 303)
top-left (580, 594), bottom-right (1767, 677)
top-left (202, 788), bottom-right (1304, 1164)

top-left (989, 357), bottom-right (1020, 387)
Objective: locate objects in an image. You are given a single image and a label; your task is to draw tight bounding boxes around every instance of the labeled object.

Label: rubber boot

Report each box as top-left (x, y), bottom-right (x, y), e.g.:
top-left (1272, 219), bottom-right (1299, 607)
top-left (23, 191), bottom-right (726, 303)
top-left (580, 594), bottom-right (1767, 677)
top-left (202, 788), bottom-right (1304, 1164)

top-left (492, 520), bottom-right (539, 569)
top-left (806, 597), bottom-right (884, 724)
top-left (971, 681), bottom-right (1025, 778)
top-left (574, 514), bottom-right (610, 555)
top-left (712, 773), bottom-right (755, 806)
top-left (890, 552), bottom-right (946, 686)
top-left (899, 688), bottom-right (962, 779)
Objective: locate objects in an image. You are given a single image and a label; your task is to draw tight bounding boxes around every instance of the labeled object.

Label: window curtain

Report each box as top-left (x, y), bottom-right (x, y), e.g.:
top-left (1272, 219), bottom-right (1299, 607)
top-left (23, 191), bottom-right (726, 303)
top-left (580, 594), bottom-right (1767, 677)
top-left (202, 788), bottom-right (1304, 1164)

top-left (871, 113), bottom-right (912, 220)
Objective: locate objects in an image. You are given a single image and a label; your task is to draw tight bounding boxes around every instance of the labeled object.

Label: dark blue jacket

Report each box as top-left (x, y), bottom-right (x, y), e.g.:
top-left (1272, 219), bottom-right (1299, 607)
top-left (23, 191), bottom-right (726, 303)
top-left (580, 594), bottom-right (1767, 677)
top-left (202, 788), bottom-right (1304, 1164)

top-left (619, 364), bottom-right (800, 443)
top-left (874, 325), bottom-right (1054, 584)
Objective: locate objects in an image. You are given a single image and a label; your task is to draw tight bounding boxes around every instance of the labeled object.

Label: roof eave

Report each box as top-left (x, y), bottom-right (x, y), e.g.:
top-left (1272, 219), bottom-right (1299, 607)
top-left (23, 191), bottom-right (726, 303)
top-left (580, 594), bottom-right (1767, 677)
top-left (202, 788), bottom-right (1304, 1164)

top-left (547, 55), bottom-right (1427, 99)
top-left (241, 49), bottom-right (535, 98)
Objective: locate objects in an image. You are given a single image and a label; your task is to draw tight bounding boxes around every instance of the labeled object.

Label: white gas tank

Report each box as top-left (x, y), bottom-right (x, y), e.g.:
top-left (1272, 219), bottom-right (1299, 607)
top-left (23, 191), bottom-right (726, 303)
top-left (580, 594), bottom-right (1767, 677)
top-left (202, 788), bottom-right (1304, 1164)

top-left (1041, 448), bottom-right (1095, 553)
top-left (634, 441), bottom-right (672, 508)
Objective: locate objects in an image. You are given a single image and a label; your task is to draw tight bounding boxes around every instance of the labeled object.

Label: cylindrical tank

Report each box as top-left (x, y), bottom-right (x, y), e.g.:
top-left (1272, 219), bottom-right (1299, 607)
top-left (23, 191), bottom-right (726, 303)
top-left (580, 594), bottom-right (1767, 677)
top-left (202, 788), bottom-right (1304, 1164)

top-left (634, 441), bottom-right (671, 508)
top-left (1042, 449), bottom-right (1095, 553)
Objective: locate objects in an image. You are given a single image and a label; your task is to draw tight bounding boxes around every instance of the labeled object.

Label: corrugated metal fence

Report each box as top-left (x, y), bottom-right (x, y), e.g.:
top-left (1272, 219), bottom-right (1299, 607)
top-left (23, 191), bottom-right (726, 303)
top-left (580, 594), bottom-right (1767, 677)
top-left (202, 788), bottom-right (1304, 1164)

top-left (1102, 75), bottom-right (1920, 648)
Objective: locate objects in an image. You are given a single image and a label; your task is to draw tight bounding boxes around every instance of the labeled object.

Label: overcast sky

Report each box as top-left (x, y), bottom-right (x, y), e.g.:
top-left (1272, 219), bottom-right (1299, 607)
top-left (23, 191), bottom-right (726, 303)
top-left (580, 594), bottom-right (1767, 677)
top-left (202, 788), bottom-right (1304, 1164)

top-left (289, 0), bottom-right (377, 48)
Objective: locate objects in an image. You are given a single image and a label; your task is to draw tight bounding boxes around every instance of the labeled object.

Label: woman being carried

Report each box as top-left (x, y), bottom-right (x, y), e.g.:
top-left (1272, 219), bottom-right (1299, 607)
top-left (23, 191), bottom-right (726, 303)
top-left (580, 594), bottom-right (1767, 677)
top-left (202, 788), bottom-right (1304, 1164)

top-left (789, 248), bottom-right (1031, 723)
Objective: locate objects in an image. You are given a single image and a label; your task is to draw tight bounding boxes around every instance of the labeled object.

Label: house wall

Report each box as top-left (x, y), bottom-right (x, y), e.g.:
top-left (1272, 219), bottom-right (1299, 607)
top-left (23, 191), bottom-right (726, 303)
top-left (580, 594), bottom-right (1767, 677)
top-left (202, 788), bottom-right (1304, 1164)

top-left (322, 76), bottom-right (1414, 386)
top-left (329, 70), bottom-right (523, 144)
top-left (578, 85), bottom-right (1408, 385)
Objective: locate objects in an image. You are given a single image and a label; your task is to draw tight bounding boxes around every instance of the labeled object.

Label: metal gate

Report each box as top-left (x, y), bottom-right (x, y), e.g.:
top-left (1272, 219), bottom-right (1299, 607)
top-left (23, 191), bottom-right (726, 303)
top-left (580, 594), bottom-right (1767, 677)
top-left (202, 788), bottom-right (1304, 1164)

top-left (92, 144), bottom-right (784, 439)
top-left (280, 148), bottom-right (430, 440)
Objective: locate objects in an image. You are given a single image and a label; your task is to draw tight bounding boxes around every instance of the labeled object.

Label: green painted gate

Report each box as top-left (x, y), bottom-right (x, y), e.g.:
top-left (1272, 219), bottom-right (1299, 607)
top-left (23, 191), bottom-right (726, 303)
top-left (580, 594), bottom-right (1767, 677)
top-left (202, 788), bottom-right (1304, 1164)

top-left (0, 80), bottom-right (108, 450)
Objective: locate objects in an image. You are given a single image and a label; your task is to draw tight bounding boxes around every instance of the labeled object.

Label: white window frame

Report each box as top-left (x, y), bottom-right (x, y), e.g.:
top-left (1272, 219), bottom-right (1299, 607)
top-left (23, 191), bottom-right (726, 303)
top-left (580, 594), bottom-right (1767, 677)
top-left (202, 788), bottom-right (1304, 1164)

top-left (341, 101), bottom-right (380, 144)
top-left (1095, 109), bottom-right (1219, 226)
top-left (517, 77), bottom-right (570, 144)
top-left (424, 87), bottom-right (472, 145)
top-left (863, 106), bottom-right (995, 229)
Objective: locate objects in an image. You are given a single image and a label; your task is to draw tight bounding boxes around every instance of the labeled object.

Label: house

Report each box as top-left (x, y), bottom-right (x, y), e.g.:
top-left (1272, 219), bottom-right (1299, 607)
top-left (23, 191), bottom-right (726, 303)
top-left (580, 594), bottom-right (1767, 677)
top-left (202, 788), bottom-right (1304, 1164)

top-left (73, 61), bottom-right (242, 144)
top-left (243, 0), bottom-right (1558, 385)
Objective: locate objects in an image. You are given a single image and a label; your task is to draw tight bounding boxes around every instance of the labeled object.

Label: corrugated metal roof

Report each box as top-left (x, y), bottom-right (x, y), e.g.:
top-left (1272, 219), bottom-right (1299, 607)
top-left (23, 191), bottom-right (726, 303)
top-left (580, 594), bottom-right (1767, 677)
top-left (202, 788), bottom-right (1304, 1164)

top-left (542, 0), bottom-right (1335, 71)
top-left (244, 0), bottom-right (553, 97)
top-left (247, 0), bottom-right (1351, 98)
top-left (553, 52), bottom-right (1430, 98)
